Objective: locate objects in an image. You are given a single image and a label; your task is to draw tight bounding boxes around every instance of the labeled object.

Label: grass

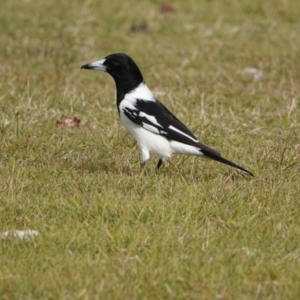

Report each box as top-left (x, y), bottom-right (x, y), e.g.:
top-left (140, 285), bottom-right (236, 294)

top-left (0, 0), bottom-right (300, 298)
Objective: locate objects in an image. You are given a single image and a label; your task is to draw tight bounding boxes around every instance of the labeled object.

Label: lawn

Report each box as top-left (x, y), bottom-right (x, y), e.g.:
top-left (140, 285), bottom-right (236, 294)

top-left (0, 0), bottom-right (299, 299)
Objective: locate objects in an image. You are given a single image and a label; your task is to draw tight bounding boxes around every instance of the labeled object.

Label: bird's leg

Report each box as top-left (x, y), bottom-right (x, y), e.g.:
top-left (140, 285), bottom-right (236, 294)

top-left (140, 147), bottom-right (150, 170)
top-left (156, 158), bottom-right (163, 171)
top-left (140, 159), bottom-right (149, 169)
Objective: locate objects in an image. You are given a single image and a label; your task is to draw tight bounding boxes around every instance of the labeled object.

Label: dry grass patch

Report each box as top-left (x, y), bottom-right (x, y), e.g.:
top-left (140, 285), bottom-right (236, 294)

top-left (0, 0), bottom-right (300, 299)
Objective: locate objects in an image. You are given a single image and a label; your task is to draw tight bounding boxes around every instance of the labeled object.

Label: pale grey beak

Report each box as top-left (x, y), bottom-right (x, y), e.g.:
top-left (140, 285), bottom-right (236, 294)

top-left (81, 58), bottom-right (107, 71)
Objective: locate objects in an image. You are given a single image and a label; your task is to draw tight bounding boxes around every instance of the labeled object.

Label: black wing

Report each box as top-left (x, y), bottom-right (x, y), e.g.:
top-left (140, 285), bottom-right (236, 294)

top-left (122, 99), bottom-right (221, 155)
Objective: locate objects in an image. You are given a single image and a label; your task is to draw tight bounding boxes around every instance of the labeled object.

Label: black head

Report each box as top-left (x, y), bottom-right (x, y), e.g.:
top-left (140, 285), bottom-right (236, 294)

top-left (102, 53), bottom-right (143, 83)
top-left (81, 53), bottom-right (144, 101)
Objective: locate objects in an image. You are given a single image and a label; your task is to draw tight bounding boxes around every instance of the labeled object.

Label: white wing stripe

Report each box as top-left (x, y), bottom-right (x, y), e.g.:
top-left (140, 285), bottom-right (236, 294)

top-left (168, 125), bottom-right (199, 143)
top-left (139, 112), bottom-right (163, 128)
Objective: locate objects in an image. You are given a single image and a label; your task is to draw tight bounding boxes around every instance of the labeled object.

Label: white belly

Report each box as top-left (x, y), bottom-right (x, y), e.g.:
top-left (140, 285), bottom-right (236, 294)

top-left (120, 110), bottom-right (173, 160)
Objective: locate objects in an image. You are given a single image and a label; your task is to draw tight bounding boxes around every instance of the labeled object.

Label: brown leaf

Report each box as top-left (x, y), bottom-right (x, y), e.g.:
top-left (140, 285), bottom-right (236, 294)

top-left (57, 115), bottom-right (80, 128)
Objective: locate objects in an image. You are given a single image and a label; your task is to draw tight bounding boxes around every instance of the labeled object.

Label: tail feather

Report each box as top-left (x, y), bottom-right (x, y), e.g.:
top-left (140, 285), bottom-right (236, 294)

top-left (201, 148), bottom-right (254, 176)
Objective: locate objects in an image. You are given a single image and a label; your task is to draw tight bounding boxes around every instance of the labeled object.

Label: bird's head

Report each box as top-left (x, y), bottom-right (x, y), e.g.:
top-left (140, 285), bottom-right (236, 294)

top-left (81, 53), bottom-right (143, 83)
top-left (81, 53), bottom-right (146, 103)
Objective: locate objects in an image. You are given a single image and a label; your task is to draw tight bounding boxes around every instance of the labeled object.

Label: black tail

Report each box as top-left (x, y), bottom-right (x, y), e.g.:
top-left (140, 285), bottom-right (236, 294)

top-left (201, 149), bottom-right (254, 176)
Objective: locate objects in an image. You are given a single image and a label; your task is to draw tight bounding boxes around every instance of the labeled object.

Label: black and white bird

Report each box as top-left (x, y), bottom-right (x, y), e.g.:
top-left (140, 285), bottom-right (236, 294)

top-left (81, 53), bottom-right (254, 176)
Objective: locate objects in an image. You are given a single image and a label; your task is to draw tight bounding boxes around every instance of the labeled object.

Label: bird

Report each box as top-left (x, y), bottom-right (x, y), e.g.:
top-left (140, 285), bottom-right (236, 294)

top-left (81, 53), bottom-right (254, 176)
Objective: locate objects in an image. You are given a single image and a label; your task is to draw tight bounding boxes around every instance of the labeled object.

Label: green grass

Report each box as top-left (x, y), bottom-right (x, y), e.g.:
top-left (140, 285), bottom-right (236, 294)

top-left (0, 0), bottom-right (300, 299)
